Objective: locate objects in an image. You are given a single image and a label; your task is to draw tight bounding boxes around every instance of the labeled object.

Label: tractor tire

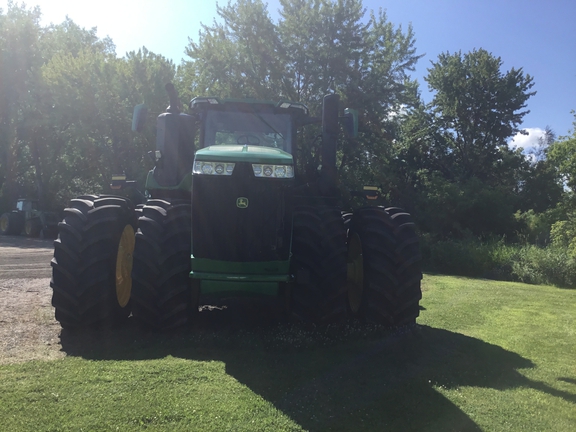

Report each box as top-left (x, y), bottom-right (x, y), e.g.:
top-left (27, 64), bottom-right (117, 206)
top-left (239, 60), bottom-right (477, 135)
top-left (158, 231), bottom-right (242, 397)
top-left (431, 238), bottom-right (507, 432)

top-left (25, 218), bottom-right (42, 237)
top-left (50, 196), bottom-right (136, 329)
top-left (130, 199), bottom-right (198, 330)
top-left (0, 213), bottom-right (12, 235)
top-left (0, 212), bottom-right (24, 235)
top-left (347, 206), bottom-right (422, 326)
top-left (289, 204), bottom-right (348, 323)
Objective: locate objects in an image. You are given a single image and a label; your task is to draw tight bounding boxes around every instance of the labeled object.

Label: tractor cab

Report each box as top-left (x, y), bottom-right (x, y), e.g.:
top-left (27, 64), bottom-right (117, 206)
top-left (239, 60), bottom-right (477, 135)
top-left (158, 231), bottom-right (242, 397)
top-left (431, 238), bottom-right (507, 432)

top-left (191, 97), bottom-right (310, 154)
top-left (16, 199), bottom-right (37, 213)
top-left (189, 98), bottom-right (307, 184)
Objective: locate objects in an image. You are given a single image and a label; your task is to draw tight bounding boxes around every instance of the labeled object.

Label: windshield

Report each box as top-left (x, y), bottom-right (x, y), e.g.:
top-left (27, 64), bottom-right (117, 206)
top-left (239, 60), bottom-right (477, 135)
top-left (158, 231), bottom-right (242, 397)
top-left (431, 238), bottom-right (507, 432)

top-left (204, 111), bottom-right (292, 153)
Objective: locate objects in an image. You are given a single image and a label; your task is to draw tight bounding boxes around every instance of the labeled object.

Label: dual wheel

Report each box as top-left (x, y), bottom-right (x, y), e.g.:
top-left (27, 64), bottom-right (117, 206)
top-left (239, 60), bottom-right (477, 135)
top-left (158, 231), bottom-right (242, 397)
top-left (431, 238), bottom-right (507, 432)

top-left (51, 196), bottom-right (197, 330)
top-left (289, 205), bottom-right (422, 326)
top-left (51, 195), bottom-right (137, 328)
top-left (345, 207), bottom-right (422, 326)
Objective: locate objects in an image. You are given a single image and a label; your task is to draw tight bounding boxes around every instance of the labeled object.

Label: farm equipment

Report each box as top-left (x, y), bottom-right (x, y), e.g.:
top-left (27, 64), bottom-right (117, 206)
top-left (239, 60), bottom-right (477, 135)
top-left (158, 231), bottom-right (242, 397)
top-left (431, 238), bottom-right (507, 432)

top-left (50, 84), bottom-right (422, 329)
top-left (0, 199), bottom-right (59, 238)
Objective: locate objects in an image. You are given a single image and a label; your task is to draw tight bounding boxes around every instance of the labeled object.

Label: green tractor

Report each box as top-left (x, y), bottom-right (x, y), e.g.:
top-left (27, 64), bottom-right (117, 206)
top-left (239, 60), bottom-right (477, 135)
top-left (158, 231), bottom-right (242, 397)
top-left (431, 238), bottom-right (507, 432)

top-left (0, 199), bottom-right (59, 238)
top-left (50, 84), bottom-right (422, 330)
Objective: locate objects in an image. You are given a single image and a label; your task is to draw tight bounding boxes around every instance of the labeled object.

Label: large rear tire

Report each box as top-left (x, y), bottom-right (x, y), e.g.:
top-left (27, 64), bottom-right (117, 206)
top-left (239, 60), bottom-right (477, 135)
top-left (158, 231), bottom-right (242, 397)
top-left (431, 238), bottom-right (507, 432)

top-left (347, 207), bottom-right (422, 326)
top-left (0, 212), bottom-right (24, 235)
top-left (289, 204), bottom-right (347, 323)
top-left (25, 218), bottom-right (42, 237)
top-left (0, 213), bottom-right (11, 235)
top-left (50, 196), bottom-right (136, 329)
top-left (130, 199), bottom-right (198, 330)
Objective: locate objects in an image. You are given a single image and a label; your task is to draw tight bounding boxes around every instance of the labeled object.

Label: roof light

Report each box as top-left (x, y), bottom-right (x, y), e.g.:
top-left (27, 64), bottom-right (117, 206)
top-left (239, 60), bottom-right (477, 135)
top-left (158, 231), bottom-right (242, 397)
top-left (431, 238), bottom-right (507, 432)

top-left (190, 97), bottom-right (221, 108)
top-left (276, 101), bottom-right (309, 115)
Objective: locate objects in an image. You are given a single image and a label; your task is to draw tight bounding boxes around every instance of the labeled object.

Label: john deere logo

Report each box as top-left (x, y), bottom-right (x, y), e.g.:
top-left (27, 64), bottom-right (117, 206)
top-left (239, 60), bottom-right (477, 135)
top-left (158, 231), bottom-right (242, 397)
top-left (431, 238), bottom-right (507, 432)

top-left (236, 197), bottom-right (249, 208)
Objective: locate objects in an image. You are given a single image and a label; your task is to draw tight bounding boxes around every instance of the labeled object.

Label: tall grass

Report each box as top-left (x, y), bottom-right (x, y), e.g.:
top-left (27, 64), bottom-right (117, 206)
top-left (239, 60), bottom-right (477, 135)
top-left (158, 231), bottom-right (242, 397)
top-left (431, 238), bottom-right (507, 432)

top-left (421, 237), bottom-right (576, 288)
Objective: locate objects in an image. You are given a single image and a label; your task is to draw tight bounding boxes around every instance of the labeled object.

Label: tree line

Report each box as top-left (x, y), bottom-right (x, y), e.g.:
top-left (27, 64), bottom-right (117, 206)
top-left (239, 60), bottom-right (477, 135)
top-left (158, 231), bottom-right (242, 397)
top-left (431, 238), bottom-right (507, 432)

top-left (2, 0), bottom-right (576, 254)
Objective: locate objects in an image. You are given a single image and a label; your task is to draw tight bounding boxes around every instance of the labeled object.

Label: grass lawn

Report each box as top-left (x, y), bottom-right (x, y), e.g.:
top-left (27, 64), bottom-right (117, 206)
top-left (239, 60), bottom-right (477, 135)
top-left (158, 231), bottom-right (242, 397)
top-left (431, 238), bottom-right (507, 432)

top-left (1, 275), bottom-right (575, 431)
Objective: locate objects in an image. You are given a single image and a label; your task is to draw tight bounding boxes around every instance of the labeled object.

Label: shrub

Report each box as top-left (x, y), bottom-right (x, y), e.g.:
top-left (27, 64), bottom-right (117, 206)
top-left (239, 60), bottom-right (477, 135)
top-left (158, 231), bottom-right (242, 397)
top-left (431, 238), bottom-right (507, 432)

top-left (421, 236), bottom-right (576, 288)
top-left (510, 245), bottom-right (576, 287)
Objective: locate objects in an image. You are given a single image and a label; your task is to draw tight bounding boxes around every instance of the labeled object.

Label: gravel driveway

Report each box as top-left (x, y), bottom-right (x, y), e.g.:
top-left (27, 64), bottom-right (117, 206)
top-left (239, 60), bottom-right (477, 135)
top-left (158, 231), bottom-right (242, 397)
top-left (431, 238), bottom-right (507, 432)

top-left (0, 235), bottom-right (62, 364)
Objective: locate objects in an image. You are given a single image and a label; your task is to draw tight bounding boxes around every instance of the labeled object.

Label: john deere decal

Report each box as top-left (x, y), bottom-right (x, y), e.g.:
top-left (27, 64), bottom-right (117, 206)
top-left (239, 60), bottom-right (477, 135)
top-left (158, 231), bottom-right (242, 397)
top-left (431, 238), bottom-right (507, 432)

top-left (236, 197), bottom-right (249, 208)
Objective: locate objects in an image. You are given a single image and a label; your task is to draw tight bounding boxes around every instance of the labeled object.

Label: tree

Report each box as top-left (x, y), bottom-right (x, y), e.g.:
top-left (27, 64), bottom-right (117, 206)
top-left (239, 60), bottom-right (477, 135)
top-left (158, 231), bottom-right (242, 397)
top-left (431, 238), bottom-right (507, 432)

top-left (548, 113), bottom-right (576, 191)
top-left (180, 0), bottom-right (283, 101)
top-left (516, 127), bottom-right (562, 214)
top-left (386, 49), bottom-right (540, 238)
top-left (425, 48), bottom-right (535, 183)
top-left (42, 47), bottom-right (176, 204)
top-left (0, 3), bottom-right (177, 211)
top-left (0, 2), bottom-right (44, 211)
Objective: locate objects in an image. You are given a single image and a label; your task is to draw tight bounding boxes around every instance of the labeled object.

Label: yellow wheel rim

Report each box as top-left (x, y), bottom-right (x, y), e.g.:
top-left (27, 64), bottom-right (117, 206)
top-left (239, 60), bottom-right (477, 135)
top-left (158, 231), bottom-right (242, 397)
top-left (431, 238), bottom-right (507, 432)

top-left (0, 216), bottom-right (8, 232)
top-left (115, 225), bottom-right (135, 307)
top-left (347, 232), bottom-right (364, 314)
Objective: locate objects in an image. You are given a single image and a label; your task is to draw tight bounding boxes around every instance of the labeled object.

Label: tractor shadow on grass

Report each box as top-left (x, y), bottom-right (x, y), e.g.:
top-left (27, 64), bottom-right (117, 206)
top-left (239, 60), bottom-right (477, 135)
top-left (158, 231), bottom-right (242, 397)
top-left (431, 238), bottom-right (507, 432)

top-left (59, 296), bottom-right (574, 431)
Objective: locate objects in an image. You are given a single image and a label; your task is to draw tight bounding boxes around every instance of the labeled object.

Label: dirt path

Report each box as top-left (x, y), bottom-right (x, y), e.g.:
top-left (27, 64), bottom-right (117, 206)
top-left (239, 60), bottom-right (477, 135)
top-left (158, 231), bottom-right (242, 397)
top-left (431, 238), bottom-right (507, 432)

top-left (0, 235), bottom-right (63, 364)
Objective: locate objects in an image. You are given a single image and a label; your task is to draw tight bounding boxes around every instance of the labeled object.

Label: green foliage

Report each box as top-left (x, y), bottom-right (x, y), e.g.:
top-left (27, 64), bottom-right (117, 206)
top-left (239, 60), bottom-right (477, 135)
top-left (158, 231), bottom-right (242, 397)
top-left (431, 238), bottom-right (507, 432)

top-left (425, 48), bottom-right (535, 182)
top-left (41, 46), bottom-right (175, 206)
top-left (409, 173), bottom-right (520, 239)
top-left (422, 236), bottom-right (513, 278)
top-left (518, 159), bottom-right (563, 213)
top-left (181, 0), bottom-right (283, 100)
top-left (0, 3), bottom-right (176, 212)
top-left (550, 212), bottom-right (576, 259)
top-left (423, 236), bottom-right (576, 288)
top-left (0, 2), bottom-right (43, 211)
top-left (388, 49), bottom-right (546, 238)
top-left (548, 112), bottom-right (576, 189)
top-left (514, 209), bottom-right (552, 245)
top-left (510, 244), bottom-right (576, 287)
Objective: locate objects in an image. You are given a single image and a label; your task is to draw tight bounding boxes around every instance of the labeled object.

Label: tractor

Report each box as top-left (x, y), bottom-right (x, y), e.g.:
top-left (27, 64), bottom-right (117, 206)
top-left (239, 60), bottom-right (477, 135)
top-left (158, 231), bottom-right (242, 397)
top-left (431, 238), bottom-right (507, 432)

top-left (0, 198), bottom-right (59, 238)
top-left (50, 84), bottom-right (422, 330)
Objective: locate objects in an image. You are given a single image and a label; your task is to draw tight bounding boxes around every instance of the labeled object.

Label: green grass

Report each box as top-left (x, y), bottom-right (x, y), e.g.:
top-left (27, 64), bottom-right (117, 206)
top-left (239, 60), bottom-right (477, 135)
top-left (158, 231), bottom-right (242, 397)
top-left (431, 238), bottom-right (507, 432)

top-left (1, 275), bottom-right (575, 431)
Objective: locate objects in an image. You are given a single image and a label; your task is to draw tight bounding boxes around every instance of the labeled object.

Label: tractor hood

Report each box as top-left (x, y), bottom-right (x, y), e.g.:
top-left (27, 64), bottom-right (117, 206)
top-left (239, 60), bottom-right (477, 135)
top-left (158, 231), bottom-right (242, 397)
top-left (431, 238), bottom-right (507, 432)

top-left (195, 145), bottom-right (293, 165)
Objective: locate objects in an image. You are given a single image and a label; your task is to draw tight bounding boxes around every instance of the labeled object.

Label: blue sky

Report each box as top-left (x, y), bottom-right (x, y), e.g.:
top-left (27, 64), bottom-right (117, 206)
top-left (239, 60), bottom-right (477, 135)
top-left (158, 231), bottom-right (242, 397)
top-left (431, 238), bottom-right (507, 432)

top-left (3, 0), bottom-right (575, 151)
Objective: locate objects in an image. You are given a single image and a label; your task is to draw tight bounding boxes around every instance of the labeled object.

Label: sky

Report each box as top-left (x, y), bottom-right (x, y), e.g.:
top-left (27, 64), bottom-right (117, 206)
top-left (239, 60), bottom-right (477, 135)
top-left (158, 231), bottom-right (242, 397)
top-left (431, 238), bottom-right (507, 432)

top-left (2, 0), bottom-right (575, 152)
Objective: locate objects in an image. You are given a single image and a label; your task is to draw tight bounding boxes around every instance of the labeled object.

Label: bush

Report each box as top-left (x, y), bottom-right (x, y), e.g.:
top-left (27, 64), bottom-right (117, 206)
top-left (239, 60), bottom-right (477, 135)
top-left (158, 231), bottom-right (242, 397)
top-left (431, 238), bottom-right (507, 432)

top-left (511, 245), bottom-right (576, 287)
top-left (421, 236), bottom-right (576, 288)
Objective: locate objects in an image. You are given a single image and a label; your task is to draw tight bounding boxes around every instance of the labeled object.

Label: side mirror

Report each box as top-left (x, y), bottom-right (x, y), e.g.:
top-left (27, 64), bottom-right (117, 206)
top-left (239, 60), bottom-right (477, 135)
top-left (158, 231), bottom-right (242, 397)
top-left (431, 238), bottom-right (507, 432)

top-left (132, 104), bottom-right (148, 132)
top-left (341, 108), bottom-right (358, 138)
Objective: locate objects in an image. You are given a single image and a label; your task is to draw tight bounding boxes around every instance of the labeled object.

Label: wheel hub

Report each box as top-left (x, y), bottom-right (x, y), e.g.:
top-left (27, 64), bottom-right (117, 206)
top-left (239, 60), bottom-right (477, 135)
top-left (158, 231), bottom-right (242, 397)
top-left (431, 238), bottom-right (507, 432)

top-left (115, 225), bottom-right (135, 307)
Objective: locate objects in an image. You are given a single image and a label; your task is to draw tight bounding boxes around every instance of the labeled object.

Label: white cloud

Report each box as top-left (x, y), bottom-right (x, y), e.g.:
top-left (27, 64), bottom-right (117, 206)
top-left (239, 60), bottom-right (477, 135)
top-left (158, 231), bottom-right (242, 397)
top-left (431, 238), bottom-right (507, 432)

top-left (509, 128), bottom-right (546, 154)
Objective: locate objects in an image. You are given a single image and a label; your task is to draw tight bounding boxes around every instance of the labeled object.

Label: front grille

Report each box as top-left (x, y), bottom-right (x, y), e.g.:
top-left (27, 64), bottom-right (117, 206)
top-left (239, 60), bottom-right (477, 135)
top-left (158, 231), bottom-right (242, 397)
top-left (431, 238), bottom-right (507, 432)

top-left (192, 163), bottom-right (292, 262)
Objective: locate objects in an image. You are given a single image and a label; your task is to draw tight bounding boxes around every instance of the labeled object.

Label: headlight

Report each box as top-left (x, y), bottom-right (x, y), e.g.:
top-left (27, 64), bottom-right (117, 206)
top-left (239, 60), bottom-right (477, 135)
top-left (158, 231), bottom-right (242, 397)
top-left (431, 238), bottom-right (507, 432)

top-left (194, 161), bottom-right (235, 176)
top-left (252, 164), bottom-right (294, 178)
